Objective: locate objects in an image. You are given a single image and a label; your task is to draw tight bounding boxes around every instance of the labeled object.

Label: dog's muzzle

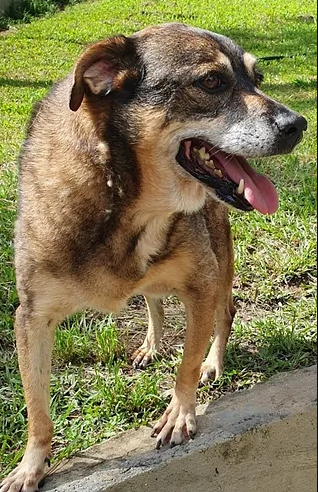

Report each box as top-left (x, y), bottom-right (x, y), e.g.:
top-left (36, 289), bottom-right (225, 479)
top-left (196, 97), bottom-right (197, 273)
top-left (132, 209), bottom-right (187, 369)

top-left (176, 139), bottom-right (279, 215)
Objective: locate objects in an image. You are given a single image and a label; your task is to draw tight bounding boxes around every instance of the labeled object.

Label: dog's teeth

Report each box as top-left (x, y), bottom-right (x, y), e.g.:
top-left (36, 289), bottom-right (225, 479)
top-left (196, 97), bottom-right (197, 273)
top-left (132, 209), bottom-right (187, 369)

top-left (214, 169), bottom-right (223, 178)
top-left (198, 147), bottom-right (209, 160)
top-left (193, 147), bottom-right (200, 155)
top-left (205, 159), bottom-right (215, 170)
top-left (236, 179), bottom-right (244, 194)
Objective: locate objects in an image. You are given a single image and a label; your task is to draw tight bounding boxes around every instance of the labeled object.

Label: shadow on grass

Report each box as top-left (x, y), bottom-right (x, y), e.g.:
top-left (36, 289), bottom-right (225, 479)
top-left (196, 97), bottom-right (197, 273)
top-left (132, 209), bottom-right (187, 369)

top-left (22, 33), bottom-right (89, 45)
top-left (0, 77), bottom-right (53, 88)
top-left (198, 327), bottom-right (317, 401)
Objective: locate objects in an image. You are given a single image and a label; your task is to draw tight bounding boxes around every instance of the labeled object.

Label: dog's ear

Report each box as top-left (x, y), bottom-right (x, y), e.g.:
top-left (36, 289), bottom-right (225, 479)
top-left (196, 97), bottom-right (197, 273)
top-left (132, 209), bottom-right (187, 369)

top-left (70, 36), bottom-right (140, 111)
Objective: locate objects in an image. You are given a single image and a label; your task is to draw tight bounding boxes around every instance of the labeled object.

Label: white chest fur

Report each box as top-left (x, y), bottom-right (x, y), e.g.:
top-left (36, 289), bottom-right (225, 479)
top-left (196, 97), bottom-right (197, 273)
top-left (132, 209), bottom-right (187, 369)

top-left (135, 214), bottom-right (171, 267)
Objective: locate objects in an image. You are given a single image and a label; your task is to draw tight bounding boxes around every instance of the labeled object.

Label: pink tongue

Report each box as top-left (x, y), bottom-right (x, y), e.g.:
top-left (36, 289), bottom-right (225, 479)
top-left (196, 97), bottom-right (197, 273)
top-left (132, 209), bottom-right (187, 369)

top-left (214, 151), bottom-right (279, 215)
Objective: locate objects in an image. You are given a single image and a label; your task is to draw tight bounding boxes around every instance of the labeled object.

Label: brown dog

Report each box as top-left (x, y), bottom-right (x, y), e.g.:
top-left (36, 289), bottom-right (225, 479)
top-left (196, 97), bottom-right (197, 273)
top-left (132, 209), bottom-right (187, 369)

top-left (1, 23), bottom-right (307, 492)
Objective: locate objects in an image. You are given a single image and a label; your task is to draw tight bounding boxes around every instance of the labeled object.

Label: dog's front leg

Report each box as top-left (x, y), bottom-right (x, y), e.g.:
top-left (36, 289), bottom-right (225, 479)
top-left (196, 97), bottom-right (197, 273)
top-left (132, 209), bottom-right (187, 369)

top-left (152, 294), bottom-right (216, 448)
top-left (0, 306), bottom-right (55, 492)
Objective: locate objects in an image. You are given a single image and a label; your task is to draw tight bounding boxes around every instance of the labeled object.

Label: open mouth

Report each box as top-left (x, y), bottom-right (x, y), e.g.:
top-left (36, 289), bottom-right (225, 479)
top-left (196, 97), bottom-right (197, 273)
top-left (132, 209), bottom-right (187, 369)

top-left (176, 138), bottom-right (279, 215)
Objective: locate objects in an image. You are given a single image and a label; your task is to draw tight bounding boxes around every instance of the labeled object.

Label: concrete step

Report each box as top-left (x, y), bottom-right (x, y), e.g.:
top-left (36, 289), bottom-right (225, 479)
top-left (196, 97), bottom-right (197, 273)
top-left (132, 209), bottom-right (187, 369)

top-left (44, 365), bottom-right (317, 492)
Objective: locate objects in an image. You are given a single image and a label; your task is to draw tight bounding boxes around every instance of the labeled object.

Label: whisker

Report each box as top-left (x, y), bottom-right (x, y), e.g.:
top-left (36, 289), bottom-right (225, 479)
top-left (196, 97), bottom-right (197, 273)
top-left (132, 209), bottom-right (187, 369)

top-left (206, 146), bottom-right (235, 166)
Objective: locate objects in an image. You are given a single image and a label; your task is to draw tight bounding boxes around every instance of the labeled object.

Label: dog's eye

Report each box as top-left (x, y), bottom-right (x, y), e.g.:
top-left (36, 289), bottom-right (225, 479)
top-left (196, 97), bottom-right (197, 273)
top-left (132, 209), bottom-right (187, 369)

top-left (194, 75), bottom-right (226, 93)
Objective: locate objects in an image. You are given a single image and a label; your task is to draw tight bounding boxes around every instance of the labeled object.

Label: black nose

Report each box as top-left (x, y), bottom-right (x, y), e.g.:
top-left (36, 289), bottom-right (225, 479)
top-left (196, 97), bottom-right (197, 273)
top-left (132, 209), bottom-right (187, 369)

top-left (281, 115), bottom-right (308, 137)
top-left (276, 113), bottom-right (308, 152)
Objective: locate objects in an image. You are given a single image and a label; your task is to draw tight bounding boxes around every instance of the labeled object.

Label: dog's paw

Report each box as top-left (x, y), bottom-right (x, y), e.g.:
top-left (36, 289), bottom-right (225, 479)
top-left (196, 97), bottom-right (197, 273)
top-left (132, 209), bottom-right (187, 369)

top-left (151, 393), bottom-right (197, 449)
top-left (200, 360), bottom-right (223, 385)
top-left (132, 345), bottom-right (157, 369)
top-left (0, 455), bottom-right (49, 492)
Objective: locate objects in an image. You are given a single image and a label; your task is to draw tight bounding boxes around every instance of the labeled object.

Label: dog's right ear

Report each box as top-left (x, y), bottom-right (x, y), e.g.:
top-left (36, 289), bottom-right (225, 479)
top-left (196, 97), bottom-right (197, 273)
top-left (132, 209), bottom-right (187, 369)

top-left (70, 36), bottom-right (141, 111)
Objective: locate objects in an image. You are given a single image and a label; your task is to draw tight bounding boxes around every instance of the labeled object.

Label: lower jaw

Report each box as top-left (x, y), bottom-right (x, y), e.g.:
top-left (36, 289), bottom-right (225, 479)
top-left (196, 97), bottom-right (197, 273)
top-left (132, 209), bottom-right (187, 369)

top-left (176, 148), bottom-right (254, 212)
top-left (178, 177), bottom-right (207, 213)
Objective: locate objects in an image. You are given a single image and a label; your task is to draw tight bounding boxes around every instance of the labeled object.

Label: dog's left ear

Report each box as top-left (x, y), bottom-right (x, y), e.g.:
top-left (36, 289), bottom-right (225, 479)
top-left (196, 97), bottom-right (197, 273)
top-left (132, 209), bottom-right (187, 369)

top-left (70, 36), bottom-right (141, 111)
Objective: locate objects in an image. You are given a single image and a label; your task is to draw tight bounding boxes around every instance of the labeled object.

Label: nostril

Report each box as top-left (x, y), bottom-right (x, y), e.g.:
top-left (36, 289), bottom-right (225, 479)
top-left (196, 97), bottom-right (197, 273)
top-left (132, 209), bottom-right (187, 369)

top-left (285, 125), bottom-right (298, 136)
top-left (282, 115), bottom-right (308, 136)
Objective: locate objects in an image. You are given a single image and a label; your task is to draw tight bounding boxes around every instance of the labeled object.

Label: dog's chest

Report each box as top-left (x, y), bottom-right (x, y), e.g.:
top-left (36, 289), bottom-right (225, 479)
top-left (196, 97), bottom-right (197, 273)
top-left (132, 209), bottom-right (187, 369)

top-left (135, 215), bottom-right (171, 268)
top-left (80, 217), bottom-right (174, 312)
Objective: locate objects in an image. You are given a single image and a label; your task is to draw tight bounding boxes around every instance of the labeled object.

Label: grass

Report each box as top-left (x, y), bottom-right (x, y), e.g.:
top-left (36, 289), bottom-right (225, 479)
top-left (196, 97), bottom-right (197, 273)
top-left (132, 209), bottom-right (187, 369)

top-left (0, 0), bottom-right (317, 477)
top-left (0, 0), bottom-right (87, 31)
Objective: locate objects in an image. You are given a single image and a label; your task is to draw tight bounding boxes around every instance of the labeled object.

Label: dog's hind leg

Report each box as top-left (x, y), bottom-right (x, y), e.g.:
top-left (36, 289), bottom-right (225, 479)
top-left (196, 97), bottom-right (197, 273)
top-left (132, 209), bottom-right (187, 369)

top-left (200, 295), bottom-right (236, 384)
top-left (0, 305), bottom-right (57, 492)
top-left (132, 297), bottom-right (164, 369)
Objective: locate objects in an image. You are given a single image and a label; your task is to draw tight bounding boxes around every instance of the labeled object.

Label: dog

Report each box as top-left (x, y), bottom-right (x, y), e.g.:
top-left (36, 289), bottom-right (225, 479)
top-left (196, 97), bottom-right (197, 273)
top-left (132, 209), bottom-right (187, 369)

top-left (0, 22), bottom-right (307, 492)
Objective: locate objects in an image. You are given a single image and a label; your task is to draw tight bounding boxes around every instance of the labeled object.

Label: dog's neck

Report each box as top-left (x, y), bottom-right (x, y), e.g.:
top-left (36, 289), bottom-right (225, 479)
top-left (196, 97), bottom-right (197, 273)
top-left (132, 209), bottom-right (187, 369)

top-left (122, 169), bottom-right (205, 268)
top-left (75, 111), bottom-right (207, 267)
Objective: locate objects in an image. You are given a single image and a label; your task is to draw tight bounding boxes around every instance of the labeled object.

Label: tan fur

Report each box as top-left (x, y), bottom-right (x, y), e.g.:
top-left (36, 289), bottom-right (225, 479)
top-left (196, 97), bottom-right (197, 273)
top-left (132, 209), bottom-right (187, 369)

top-left (242, 92), bottom-right (269, 109)
top-left (132, 297), bottom-right (164, 368)
top-left (243, 52), bottom-right (257, 77)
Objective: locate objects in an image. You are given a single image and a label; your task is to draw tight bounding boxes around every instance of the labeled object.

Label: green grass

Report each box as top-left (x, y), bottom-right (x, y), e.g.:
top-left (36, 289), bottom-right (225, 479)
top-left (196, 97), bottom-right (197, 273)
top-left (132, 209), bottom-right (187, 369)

top-left (0, 0), bottom-right (317, 477)
top-left (0, 0), bottom-right (87, 31)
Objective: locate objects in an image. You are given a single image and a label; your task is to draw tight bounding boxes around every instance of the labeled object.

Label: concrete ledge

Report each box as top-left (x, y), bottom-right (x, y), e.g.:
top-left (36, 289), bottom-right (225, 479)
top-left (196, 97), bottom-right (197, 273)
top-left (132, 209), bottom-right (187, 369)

top-left (44, 365), bottom-right (317, 492)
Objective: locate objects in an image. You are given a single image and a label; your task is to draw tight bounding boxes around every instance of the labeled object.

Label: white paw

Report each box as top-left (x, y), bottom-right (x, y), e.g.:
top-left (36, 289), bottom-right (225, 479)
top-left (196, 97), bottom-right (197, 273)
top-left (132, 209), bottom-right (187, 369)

top-left (132, 345), bottom-right (157, 369)
top-left (0, 454), bottom-right (49, 492)
top-left (151, 393), bottom-right (197, 448)
top-left (200, 360), bottom-right (223, 384)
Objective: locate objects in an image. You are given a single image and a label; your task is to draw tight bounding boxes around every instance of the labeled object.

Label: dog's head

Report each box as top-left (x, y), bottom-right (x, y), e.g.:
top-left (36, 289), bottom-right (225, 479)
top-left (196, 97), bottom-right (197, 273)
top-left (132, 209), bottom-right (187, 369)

top-left (70, 23), bottom-right (307, 215)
